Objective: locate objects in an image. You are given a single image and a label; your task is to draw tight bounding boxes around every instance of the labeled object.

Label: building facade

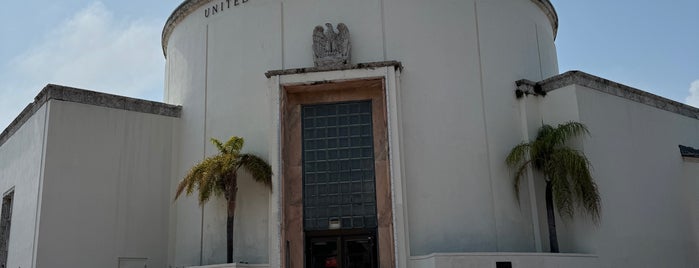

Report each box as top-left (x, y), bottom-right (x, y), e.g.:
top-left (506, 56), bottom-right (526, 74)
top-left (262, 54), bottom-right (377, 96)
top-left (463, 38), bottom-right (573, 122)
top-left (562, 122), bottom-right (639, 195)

top-left (0, 0), bottom-right (696, 267)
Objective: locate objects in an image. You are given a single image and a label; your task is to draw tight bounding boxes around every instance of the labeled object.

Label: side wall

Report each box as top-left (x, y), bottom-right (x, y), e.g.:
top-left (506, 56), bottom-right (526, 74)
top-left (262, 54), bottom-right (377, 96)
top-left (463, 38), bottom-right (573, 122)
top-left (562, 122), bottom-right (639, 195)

top-left (35, 100), bottom-right (176, 268)
top-left (535, 85), bottom-right (699, 267)
top-left (0, 105), bottom-right (48, 268)
top-left (685, 158), bottom-right (699, 260)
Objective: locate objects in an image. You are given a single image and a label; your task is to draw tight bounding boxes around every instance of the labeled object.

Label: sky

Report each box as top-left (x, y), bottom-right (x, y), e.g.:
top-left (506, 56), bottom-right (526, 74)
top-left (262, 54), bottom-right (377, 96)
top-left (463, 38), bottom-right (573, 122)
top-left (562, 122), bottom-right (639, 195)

top-left (0, 1), bottom-right (697, 130)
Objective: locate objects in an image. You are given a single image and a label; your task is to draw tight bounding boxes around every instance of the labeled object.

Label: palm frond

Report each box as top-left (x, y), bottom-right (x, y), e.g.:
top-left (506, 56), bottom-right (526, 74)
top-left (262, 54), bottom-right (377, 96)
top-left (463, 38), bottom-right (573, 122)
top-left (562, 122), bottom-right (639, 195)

top-left (549, 147), bottom-right (600, 220)
top-left (509, 121), bottom-right (601, 221)
top-left (197, 156), bottom-right (228, 205)
top-left (536, 124), bottom-right (555, 143)
top-left (506, 143), bottom-right (531, 168)
top-left (211, 138), bottom-right (227, 154)
top-left (175, 159), bottom-right (209, 201)
top-left (551, 122), bottom-right (589, 147)
top-left (224, 136), bottom-right (245, 155)
top-left (550, 165), bottom-right (574, 218)
top-left (174, 154), bottom-right (229, 205)
top-left (175, 136), bottom-right (273, 206)
top-left (213, 174), bottom-right (228, 197)
top-left (512, 159), bottom-right (532, 201)
top-left (506, 143), bottom-right (536, 202)
top-left (555, 148), bottom-right (600, 222)
top-left (237, 153), bottom-right (273, 189)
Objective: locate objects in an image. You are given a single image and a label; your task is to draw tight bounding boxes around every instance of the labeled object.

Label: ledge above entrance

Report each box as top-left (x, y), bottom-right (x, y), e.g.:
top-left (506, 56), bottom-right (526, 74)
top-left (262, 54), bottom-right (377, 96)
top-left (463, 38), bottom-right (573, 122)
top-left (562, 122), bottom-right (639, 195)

top-left (264, 61), bottom-right (403, 78)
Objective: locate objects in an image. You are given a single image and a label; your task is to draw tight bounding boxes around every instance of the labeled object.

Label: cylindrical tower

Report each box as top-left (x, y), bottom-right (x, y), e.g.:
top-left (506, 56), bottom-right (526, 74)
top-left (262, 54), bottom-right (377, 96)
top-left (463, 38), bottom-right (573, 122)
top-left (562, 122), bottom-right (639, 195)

top-left (163, 0), bottom-right (558, 266)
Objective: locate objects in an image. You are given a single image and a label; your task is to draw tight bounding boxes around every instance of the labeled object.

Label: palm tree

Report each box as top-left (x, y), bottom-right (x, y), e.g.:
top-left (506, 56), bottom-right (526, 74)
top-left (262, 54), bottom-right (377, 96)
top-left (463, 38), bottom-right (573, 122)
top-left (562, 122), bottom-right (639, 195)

top-left (174, 136), bottom-right (272, 263)
top-left (506, 121), bottom-right (600, 253)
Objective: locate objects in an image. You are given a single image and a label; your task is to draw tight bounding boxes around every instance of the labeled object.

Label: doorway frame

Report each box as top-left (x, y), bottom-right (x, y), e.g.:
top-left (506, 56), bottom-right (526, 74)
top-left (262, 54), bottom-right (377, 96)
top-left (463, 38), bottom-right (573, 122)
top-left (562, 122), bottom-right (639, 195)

top-left (266, 63), bottom-right (408, 268)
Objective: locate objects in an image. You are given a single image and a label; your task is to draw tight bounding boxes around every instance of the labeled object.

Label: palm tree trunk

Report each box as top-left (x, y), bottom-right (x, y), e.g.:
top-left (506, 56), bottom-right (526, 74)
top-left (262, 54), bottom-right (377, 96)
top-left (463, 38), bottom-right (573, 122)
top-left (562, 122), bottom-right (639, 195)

top-left (227, 187), bottom-right (237, 263)
top-left (545, 180), bottom-right (560, 253)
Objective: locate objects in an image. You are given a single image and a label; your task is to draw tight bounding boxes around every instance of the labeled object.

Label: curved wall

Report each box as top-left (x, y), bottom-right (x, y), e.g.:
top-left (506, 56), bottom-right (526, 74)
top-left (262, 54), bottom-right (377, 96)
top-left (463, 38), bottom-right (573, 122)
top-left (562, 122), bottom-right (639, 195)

top-left (163, 0), bottom-right (558, 265)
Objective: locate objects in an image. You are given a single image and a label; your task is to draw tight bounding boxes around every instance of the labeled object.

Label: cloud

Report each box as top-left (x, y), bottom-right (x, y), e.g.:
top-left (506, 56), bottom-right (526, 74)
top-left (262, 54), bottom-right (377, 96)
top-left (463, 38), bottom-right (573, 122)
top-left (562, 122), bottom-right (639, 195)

top-left (687, 80), bottom-right (699, 108)
top-left (0, 2), bottom-right (164, 129)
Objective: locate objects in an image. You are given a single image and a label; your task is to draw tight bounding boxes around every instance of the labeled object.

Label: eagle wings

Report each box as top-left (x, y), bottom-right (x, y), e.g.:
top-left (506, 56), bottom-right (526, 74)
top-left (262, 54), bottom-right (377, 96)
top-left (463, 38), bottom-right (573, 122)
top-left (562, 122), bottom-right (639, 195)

top-left (312, 23), bottom-right (351, 67)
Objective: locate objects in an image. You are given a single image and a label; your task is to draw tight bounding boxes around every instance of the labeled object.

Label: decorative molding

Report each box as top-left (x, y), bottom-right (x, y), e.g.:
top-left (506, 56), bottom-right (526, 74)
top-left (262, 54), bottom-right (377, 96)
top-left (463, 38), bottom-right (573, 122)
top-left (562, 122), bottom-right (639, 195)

top-left (530, 0), bottom-right (558, 38)
top-left (162, 0), bottom-right (213, 57)
top-left (0, 84), bottom-right (182, 148)
top-left (161, 0), bottom-right (559, 58)
top-left (516, 71), bottom-right (699, 120)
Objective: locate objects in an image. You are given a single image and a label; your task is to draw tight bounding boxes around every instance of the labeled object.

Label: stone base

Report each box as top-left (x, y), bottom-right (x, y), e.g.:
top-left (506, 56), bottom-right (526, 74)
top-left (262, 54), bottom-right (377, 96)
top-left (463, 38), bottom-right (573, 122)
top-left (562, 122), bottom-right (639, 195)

top-left (409, 253), bottom-right (599, 268)
top-left (186, 264), bottom-right (269, 268)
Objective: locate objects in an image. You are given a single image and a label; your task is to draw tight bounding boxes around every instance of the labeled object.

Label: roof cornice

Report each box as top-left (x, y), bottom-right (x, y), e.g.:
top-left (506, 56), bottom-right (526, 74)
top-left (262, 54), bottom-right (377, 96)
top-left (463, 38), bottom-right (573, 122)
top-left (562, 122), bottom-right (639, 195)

top-left (516, 71), bottom-right (699, 120)
top-left (0, 84), bottom-right (182, 148)
top-left (160, 0), bottom-right (559, 58)
top-left (161, 0), bottom-right (212, 58)
top-left (530, 0), bottom-right (558, 38)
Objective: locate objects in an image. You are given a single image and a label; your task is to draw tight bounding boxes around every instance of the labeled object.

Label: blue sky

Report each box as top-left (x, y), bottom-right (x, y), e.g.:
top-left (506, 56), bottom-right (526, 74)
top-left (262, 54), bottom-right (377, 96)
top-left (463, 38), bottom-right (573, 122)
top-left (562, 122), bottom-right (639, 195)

top-left (554, 0), bottom-right (699, 105)
top-left (0, 1), bottom-right (697, 129)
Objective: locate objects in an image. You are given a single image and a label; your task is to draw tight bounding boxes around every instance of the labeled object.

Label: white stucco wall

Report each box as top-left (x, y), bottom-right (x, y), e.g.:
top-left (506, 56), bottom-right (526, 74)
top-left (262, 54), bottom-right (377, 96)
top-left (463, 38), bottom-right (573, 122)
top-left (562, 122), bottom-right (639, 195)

top-left (388, 0), bottom-right (558, 255)
top-left (164, 0), bottom-right (558, 265)
top-left (0, 105), bottom-right (48, 268)
top-left (34, 100), bottom-right (176, 268)
top-left (165, 8), bottom-right (210, 266)
top-left (532, 85), bottom-right (699, 267)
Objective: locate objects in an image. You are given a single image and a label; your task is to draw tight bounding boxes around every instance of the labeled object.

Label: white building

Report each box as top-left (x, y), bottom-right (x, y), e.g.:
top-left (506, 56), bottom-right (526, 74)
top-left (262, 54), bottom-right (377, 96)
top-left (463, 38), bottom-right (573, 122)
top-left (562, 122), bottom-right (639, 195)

top-left (0, 0), bottom-right (697, 267)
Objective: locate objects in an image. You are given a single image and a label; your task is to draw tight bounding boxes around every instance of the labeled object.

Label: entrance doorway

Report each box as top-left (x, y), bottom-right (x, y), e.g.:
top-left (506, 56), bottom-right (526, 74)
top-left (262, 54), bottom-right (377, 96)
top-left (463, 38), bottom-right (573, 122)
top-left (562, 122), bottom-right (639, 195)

top-left (301, 101), bottom-right (378, 268)
top-left (281, 78), bottom-right (395, 268)
top-left (306, 232), bottom-right (377, 268)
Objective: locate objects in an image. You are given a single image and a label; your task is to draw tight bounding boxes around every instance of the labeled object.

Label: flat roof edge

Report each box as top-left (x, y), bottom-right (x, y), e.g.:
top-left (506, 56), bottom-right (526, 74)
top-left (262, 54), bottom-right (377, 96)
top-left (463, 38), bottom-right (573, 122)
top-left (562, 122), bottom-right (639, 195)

top-left (0, 84), bottom-right (181, 148)
top-left (516, 71), bottom-right (699, 120)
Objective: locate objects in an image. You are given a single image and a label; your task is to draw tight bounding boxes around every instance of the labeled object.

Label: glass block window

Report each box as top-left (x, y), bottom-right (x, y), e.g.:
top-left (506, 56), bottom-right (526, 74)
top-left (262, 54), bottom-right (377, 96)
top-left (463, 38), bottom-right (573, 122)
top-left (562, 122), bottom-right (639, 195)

top-left (302, 101), bottom-right (378, 231)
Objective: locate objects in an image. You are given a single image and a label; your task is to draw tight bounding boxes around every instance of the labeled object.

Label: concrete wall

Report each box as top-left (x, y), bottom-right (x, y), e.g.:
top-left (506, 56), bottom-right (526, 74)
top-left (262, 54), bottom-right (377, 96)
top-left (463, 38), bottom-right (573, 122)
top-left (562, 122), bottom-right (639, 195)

top-left (532, 85), bottom-right (699, 267)
top-left (35, 100), bottom-right (176, 268)
top-left (164, 0), bottom-right (558, 265)
top-left (0, 105), bottom-right (48, 268)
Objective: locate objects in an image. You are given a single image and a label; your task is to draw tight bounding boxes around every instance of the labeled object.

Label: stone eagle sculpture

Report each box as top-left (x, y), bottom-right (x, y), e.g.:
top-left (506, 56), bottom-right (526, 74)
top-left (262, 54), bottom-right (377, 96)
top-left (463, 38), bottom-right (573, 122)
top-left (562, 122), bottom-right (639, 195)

top-left (313, 23), bottom-right (351, 67)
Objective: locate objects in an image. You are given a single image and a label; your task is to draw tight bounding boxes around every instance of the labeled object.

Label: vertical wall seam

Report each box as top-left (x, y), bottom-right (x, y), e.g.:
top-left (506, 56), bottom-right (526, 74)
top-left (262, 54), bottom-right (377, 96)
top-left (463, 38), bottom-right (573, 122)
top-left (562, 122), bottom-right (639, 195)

top-left (535, 25), bottom-right (544, 80)
top-left (520, 99), bottom-right (543, 252)
top-left (200, 24), bottom-right (209, 266)
top-left (31, 102), bottom-right (50, 268)
top-left (380, 0), bottom-right (387, 60)
top-left (281, 1), bottom-right (285, 69)
top-left (474, 1), bottom-right (500, 252)
top-left (531, 24), bottom-right (546, 252)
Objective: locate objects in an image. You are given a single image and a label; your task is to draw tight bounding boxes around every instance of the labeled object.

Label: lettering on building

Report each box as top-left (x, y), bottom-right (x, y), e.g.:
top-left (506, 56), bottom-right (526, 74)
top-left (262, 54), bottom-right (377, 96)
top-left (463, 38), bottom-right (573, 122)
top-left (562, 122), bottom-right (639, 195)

top-left (204, 0), bottom-right (249, 18)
